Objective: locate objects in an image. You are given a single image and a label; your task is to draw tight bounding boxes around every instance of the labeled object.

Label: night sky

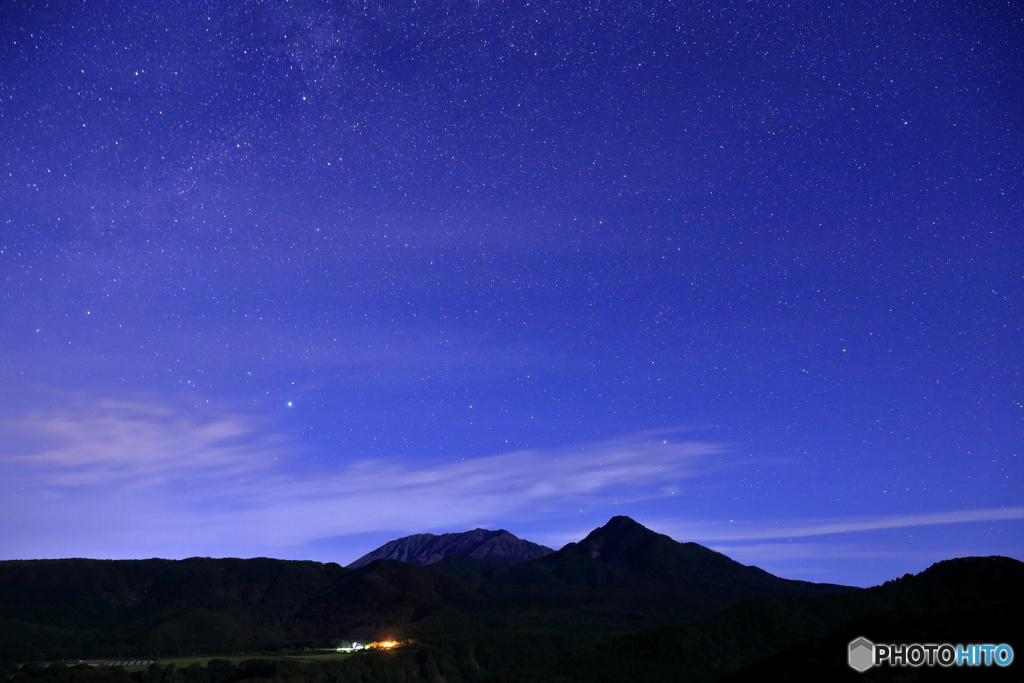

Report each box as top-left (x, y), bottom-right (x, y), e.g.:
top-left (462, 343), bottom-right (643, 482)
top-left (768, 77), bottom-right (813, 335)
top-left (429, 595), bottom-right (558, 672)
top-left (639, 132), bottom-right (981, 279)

top-left (1, 0), bottom-right (1021, 587)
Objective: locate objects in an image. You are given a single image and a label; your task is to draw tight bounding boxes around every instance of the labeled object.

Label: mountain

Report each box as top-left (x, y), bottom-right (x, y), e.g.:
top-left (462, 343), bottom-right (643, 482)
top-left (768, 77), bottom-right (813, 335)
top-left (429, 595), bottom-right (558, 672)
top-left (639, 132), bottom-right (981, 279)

top-left (0, 517), bottom-right (850, 663)
top-left (425, 516), bottom-right (851, 625)
top-left (346, 528), bottom-right (554, 568)
top-left (535, 516), bottom-right (847, 598)
top-left (718, 555), bottom-right (1024, 682)
top-left (560, 555), bottom-right (1024, 683)
top-left (1, 517), bottom-right (1017, 683)
top-left (3, 544), bottom-right (1019, 683)
top-left (0, 557), bottom-right (347, 660)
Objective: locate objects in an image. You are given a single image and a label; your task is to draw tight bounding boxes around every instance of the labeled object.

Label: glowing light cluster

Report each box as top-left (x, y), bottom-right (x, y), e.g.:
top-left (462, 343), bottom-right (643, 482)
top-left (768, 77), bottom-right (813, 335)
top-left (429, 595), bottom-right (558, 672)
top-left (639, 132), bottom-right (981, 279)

top-left (370, 640), bottom-right (399, 649)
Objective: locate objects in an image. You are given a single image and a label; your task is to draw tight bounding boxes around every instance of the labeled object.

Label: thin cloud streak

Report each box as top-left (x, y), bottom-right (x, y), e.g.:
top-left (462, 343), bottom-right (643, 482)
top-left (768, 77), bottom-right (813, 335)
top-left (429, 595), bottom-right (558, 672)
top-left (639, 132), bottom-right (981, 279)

top-left (708, 542), bottom-right (898, 563)
top-left (9, 401), bottom-right (1014, 563)
top-left (3, 400), bottom-right (287, 487)
top-left (649, 507), bottom-right (1024, 543)
top-left (0, 401), bottom-right (723, 558)
top-left (242, 437), bottom-right (709, 545)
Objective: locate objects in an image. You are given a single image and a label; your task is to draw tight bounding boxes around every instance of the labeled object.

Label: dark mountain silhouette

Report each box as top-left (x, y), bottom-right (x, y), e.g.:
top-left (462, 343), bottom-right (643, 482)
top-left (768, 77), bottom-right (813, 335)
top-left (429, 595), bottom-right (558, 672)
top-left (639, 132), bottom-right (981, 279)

top-left (717, 555), bottom-right (1024, 682)
top-left (0, 557), bottom-right (346, 660)
top-left (2, 517), bottom-right (1015, 683)
top-left (346, 528), bottom-right (553, 568)
top-left (561, 554), bottom-right (1024, 683)
top-left (0, 517), bottom-right (849, 662)
top-left (535, 516), bottom-right (846, 597)
top-left (429, 516), bottom-right (851, 625)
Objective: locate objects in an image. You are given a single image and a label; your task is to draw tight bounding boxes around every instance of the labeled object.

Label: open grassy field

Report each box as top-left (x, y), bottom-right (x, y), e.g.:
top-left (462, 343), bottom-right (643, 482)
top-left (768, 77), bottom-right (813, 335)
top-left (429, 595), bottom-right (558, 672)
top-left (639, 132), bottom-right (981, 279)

top-left (80, 650), bottom-right (354, 670)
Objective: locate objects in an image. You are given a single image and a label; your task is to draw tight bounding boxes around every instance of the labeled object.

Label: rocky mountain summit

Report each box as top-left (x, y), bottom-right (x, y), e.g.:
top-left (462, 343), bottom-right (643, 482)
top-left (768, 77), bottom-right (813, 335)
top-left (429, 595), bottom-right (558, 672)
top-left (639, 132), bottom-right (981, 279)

top-left (347, 527), bottom-right (554, 568)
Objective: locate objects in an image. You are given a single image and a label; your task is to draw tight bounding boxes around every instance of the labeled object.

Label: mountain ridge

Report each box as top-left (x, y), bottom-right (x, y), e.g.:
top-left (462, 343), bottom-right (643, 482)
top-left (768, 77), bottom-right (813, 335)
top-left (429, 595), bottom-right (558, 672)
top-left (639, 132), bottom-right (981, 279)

top-left (347, 527), bottom-right (554, 568)
top-left (0, 518), bottom-right (1017, 681)
top-left (0, 516), bottom-right (855, 663)
top-left (526, 516), bottom-right (850, 598)
top-left (563, 554), bottom-right (1024, 683)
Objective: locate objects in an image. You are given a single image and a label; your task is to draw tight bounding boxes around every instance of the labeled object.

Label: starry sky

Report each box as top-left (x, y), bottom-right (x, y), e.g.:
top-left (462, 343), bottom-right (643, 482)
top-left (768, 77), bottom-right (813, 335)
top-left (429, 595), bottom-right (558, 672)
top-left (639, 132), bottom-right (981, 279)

top-left (1, 0), bottom-right (1021, 587)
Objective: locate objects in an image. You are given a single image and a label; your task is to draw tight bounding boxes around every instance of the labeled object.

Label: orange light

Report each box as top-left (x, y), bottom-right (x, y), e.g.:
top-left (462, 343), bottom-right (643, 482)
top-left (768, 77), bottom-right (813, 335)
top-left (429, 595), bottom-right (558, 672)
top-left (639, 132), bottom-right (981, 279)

top-left (369, 640), bottom-right (399, 649)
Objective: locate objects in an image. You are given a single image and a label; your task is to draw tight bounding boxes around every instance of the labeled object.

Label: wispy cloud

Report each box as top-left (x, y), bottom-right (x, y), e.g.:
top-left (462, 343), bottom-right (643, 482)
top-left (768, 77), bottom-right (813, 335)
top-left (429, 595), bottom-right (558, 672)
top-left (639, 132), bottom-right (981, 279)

top-left (0, 401), bottom-right (722, 558)
top-left (5, 400), bottom-right (285, 487)
top-left (699, 541), bottom-right (905, 585)
top-left (707, 542), bottom-right (897, 563)
top-left (8, 400), bottom-right (1016, 568)
top-left (647, 507), bottom-right (1024, 543)
top-left (642, 510), bottom-right (1024, 586)
top-left (262, 434), bottom-right (718, 541)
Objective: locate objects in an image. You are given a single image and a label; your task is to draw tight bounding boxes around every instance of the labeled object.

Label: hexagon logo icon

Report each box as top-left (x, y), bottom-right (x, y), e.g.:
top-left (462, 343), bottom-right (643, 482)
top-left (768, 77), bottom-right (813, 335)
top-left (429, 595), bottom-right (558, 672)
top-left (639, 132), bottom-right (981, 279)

top-left (848, 637), bottom-right (874, 672)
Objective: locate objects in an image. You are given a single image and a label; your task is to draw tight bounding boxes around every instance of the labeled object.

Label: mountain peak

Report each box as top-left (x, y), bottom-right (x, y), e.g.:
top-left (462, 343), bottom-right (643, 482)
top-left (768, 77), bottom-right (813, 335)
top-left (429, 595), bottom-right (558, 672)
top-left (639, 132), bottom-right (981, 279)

top-left (591, 515), bottom-right (653, 536)
top-left (541, 516), bottom-right (849, 600)
top-left (347, 528), bottom-right (553, 568)
top-left (572, 516), bottom-right (666, 562)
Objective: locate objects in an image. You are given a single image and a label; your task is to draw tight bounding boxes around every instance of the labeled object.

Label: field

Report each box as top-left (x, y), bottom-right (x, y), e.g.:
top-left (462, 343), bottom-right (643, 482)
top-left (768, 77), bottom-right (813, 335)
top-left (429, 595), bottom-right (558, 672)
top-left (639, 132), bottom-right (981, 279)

top-left (64, 651), bottom-right (354, 671)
